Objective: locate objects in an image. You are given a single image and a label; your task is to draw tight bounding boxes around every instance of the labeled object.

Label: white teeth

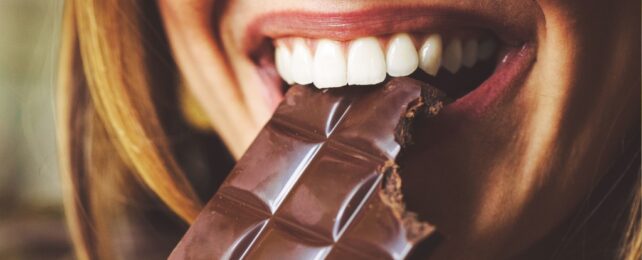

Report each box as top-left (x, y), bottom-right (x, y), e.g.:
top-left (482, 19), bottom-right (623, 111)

top-left (386, 33), bottom-right (418, 77)
top-left (347, 37), bottom-right (387, 85)
top-left (275, 45), bottom-right (294, 84)
top-left (313, 39), bottom-right (347, 88)
top-left (276, 34), bottom-right (496, 88)
top-left (442, 38), bottom-right (463, 74)
top-left (478, 38), bottom-right (496, 60)
top-left (462, 39), bottom-right (478, 68)
top-left (418, 34), bottom-right (443, 76)
top-left (290, 38), bottom-right (313, 85)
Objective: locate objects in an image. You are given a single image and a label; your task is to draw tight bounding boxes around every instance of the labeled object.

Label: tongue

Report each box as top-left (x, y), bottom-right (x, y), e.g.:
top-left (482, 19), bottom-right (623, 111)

top-left (170, 77), bottom-right (447, 259)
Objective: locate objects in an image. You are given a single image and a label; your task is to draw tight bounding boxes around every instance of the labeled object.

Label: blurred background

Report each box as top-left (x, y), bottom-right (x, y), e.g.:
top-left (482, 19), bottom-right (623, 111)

top-left (0, 0), bottom-right (70, 259)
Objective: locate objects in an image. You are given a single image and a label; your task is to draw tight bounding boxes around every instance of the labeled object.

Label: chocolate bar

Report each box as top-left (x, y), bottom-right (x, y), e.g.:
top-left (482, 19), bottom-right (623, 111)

top-left (170, 77), bottom-right (446, 259)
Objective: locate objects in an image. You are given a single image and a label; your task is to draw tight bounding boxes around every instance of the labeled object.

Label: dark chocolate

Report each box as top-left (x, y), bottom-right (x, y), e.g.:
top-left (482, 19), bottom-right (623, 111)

top-left (169, 77), bottom-right (446, 259)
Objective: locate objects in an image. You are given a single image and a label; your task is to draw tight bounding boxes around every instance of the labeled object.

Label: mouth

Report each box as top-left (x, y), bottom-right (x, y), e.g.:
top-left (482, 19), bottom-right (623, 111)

top-left (245, 6), bottom-right (537, 118)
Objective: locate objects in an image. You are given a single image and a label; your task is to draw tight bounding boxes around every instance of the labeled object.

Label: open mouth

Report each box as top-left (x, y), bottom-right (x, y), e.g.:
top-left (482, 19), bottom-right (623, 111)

top-left (267, 32), bottom-right (499, 100)
top-left (245, 7), bottom-right (537, 113)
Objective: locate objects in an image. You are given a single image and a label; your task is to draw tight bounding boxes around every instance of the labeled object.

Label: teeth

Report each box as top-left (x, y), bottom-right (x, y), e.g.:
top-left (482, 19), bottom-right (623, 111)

top-left (313, 39), bottom-right (347, 88)
top-left (290, 38), bottom-right (313, 85)
top-left (347, 37), bottom-right (387, 85)
top-left (478, 38), bottom-right (496, 60)
top-left (275, 45), bottom-right (294, 84)
top-left (442, 38), bottom-right (463, 74)
top-left (461, 39), bottom-right (478, 68)
top-left (386, 33), bottom-right (418, 77)
top-left (275, 34), bottom-right (497, 88)
top-left (418, 34), bottom-right (443, 76)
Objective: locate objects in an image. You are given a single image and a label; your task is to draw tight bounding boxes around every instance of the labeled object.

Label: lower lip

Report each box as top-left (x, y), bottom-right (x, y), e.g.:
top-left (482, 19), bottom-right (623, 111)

top-left (441, 44), bottom-right (536, 120)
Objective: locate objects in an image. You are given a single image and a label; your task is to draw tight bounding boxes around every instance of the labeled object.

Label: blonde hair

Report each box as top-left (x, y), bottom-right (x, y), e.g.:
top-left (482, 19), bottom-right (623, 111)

top-left (58, 1), bottom-right (640, 259)
top-left (58, 0), bottom-right (202, 258)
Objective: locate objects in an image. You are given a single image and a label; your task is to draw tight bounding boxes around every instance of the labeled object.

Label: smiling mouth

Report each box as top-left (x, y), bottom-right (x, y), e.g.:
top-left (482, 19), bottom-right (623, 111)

top-left (270, 32), bottom-right (498, 100)
top-left (246, 6), bottom-right (537, 115)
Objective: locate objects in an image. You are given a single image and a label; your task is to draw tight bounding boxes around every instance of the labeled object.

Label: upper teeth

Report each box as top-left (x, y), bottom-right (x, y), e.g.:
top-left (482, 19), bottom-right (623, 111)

top-left (387, 33), bottom-right (419, 77)
top-left (418, 34), bottom-right (443, 76)
top-left (274, 33), bottom-right (496, 89)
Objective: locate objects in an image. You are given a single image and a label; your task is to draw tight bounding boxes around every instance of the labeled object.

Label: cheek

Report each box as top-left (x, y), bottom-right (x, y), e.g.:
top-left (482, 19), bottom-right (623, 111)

top-left (159, 0), bottom-right (265, 157)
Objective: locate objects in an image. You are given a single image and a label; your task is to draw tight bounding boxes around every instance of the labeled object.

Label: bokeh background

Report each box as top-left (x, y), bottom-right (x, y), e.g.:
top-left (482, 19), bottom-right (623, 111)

top-left (0, 0), bottom-right (70, 259)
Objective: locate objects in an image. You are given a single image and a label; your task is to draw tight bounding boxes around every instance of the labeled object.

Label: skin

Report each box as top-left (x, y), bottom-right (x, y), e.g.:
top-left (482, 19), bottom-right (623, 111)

top-left (158, 0), bottom-right (640, 259)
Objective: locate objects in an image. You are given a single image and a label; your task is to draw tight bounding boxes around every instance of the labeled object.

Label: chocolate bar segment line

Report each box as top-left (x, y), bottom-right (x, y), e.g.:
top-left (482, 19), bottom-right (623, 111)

top-left (170, 78), bottom-right (442, 260)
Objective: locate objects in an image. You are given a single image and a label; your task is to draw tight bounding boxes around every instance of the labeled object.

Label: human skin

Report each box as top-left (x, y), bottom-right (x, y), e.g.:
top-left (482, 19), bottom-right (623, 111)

top-left (158, 0), bottom-right (640, 259)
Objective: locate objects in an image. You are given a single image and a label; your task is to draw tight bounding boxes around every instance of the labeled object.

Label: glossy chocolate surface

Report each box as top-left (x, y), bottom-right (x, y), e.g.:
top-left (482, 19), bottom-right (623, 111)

top-left (170, 77), bottom-right (445, 259)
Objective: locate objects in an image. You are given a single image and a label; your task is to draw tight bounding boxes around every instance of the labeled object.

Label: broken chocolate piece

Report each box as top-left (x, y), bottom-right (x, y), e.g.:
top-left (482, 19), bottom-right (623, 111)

top-left (169, 77), bottom-right (446, 259)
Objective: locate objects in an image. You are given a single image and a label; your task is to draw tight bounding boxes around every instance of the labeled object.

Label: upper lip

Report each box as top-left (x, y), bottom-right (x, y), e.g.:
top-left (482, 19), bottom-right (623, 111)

top-left (243, 3), bottom-right (539, 56)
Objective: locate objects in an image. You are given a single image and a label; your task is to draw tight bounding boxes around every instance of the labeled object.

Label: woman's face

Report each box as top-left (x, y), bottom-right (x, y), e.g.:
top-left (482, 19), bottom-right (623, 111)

top-left (158, 0), bottom-right (639, 258)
